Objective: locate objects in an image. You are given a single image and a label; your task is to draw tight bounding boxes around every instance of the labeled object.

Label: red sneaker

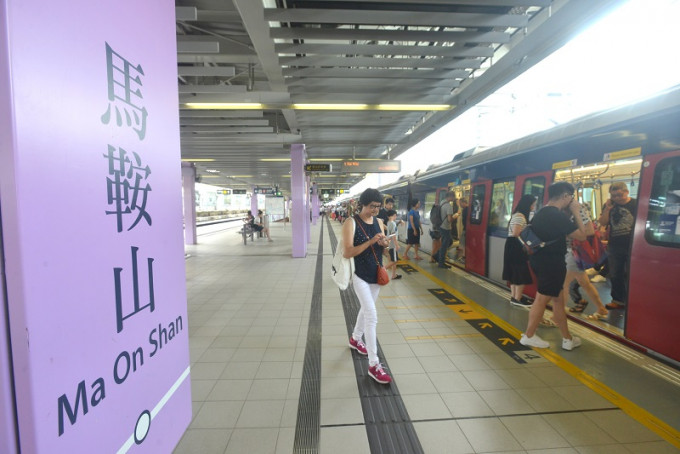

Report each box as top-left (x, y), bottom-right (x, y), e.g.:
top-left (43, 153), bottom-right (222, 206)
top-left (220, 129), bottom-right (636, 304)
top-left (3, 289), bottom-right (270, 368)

top-left (349, 337), bottom-right (367, 355)
top-left (368, 364), bottom-right (392, 384)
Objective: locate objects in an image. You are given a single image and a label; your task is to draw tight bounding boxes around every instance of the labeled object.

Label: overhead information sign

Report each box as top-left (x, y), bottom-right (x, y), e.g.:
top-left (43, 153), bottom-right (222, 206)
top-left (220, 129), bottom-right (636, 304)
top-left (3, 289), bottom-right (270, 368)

top-left (603, 147), bottom-right (641, 162)
top-left (305, 163), bottom-right (331, 172)
top-left (232, 189), bottom-right (247, 195)
top-left (552, 159), bottom-right (578, 170)
top-left (342, 160), bottom-right (401, 173)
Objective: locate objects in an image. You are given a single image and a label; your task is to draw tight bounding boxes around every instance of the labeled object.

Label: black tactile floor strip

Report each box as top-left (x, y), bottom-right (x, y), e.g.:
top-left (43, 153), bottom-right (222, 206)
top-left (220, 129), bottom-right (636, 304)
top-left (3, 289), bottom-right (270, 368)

top-left (293, 220), bottom-right (324, 454)
top-left (327, 218), bottom-right (424, 454)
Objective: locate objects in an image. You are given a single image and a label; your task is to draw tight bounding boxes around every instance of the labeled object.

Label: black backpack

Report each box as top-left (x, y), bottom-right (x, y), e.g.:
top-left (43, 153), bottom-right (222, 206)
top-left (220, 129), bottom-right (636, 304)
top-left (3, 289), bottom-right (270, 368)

top-left (430, 203), bottom-right (443, 230)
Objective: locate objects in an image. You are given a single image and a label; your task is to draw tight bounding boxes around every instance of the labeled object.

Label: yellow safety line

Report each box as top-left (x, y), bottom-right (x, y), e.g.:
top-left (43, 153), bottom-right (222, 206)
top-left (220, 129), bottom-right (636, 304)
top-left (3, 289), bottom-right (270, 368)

top-left (394, 318), bottom-right (459, 323)
top-left (409, 262), bottom-right (680, 449)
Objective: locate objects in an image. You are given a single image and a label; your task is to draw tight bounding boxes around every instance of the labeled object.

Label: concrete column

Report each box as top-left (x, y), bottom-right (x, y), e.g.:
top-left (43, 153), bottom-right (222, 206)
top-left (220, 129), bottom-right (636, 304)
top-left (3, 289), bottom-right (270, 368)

top-left (291, 144), bottom-right (307, 257)
top-left (181, 162), bottom-right (197, 245)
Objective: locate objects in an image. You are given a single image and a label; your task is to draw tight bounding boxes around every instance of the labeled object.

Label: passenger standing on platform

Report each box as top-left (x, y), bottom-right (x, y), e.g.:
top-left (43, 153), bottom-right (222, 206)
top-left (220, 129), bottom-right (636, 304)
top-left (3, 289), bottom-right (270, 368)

top-left (564, 203), bottom-right (608, 319)
top-left (403, 199), bottom-right (423, 260)
top-left (257, 209), bottom-right (273, 241)
top-left (502, 194), bottom-right (536, 308)
top-left (344, 188), bottom-right (393, 384)
top-left (385, 210), bottom-right (402, 280)
top-left (598, 182), bottom-right (637, 310)
top-left (520, 182), bottom-right (587, 351)
top-left (437, 191), bottom-right (458, 269)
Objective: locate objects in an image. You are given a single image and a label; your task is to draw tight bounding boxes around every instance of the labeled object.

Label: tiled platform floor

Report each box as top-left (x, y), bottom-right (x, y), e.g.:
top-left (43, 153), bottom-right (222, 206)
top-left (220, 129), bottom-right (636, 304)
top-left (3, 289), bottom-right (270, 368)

top-left (174, 219), bottom-right (679, 453)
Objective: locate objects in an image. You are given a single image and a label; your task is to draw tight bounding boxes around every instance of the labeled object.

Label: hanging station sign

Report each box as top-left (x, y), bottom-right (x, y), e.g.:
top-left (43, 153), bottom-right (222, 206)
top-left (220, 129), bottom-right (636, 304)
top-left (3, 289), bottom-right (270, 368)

top-left (342, 160), bottom-right (401, 173)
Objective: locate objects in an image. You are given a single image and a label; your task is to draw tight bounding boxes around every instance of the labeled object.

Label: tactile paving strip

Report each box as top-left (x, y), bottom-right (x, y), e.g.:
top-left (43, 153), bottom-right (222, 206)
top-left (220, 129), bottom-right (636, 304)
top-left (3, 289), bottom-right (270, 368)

top-left (327, 218), bottom-right (424, 454)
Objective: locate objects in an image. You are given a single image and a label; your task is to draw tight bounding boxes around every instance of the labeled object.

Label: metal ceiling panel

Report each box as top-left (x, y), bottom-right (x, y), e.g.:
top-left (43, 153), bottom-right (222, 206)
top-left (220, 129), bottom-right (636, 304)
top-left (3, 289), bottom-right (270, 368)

top-left (175, 0), bottom-right (627, 193)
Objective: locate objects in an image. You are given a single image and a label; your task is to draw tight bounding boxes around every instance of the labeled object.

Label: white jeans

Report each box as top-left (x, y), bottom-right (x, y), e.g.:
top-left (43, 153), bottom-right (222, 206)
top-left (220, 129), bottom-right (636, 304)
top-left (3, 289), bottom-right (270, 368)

top-left (351, 274), bottom-right (381, 366)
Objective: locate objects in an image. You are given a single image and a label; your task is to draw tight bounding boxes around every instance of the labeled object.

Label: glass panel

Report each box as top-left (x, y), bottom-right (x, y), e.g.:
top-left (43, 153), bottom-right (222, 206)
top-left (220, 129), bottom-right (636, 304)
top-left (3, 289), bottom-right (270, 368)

top-left (489, 181), bottom-right (515, 228)
top-left (522, 177), bottom-right (546, 211)
top-left (470, 185), bottom-right (486, 225)
top-left (645, 157), bottom-right (680, 248)
top-left (423, 191), bottom-right (437, 224)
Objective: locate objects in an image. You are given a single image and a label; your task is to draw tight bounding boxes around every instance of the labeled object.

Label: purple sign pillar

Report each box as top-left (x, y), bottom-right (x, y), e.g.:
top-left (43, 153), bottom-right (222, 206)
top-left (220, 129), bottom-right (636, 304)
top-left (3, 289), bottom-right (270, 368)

top-left (291, 144), bottom-right (308, 257)
top-left (0, 0), bottom-right (191, 452)
top-left (251, 187), bottom-right (258, 216)
top-left (312, 182), bottom-right (319, 225)
top-left (182, 163), bottom-right (197, 245)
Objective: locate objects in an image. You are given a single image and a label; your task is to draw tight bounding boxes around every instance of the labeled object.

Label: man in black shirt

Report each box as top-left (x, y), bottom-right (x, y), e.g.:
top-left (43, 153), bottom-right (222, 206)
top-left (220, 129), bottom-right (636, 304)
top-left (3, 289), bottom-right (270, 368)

top-left (598, 182), bottom-right (637, 309)
top-left (520, 182), bottom-right (588, 351)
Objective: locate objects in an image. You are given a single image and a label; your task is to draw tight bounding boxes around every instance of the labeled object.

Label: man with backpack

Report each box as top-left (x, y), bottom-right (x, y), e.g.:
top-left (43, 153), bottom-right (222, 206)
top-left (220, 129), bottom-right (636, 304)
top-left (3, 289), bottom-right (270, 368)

top-left (436, 191), bottom-right (459, 269)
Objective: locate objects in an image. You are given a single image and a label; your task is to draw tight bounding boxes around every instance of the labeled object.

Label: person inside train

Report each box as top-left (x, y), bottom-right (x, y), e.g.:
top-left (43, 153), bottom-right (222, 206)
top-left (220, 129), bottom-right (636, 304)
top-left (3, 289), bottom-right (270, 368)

top-left (598, 181), bottom-right (637, 310)
top-left (520, 182), bottom-right (588, 351)
top-left (436, 191), bottom-right (459, 269)
top-left (454, 198), bottom-right (469, 264)
top-left (502, 194), bottom-right (536, 308)
top-left (564, 203), bottom-right (608, 319)
top-left (343, 188), bottom-right (393, 384)
top-left (403, 199), bottom-right (423, 260)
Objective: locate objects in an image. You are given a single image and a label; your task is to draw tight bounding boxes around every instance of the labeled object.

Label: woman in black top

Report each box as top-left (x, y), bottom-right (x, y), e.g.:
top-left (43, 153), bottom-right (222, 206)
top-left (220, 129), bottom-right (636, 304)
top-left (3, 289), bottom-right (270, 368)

top-left (342, 188), bottom-right (393, 384)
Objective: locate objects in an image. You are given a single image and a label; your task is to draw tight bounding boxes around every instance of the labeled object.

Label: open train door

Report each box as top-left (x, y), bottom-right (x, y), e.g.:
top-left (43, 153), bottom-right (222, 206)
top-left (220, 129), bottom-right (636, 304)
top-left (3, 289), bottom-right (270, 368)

top-left (513, 171), bottom-right (553, 298)
top-left (466, 179), bottom-right (492, 276)
top-left (627, 150), bottom-right (680, 363)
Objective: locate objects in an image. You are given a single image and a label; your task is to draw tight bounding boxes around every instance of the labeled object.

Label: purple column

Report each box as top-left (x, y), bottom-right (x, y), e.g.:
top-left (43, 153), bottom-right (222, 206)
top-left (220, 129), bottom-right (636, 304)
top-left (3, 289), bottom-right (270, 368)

top-left (291, 144), bottom-right (307, 257)
top-left (181, 163), bottom-right (197, 245)
top-left (306, 174), bottom-right (312, 243)
top-left (312, 182), bottom-right (319, 225)
top-left (0, 0), bottom-right (191, 452)
top-left (251, 187), bottom-right (258, 216)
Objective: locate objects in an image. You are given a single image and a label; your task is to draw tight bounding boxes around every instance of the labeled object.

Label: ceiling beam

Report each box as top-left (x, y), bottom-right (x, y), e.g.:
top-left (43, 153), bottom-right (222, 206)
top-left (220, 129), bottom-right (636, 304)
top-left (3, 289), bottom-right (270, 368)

top-left (177, 66), bottom-right (236, 77)
top-left (279, 56), bottom-right (482, 69)
top-left (264, 8), bottom-right (529, 28)
top-left (282, 68), bottom-right (469, 79)
top-left (270, 27), bottom-right (511, 44)
top-left (304, 0), bottom-right (550, 5)
top-left (274, 43), bottom-right (494, 58)
top-left (177, 41), bottom-right (220, 53)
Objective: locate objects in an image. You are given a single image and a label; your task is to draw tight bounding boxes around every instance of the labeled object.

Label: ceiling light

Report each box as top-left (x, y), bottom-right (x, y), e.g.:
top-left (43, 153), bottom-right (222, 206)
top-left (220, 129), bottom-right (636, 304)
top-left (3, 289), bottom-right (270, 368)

top-left (181, 158), bottom-right (215, 162)
top-left (260, 158), bottom-right (291, 162)
top-left (227, 175), bottom-right (254, 178)
top-left (205, 169), bottom-right (220, 173)
top-left (184, 103), bottom-right (264, 110)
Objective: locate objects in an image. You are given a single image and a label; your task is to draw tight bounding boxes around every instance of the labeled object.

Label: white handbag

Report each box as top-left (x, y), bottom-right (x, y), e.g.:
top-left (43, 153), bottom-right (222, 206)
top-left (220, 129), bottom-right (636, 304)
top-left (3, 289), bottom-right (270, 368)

top-left (331, 218), bottom-right (355, 290)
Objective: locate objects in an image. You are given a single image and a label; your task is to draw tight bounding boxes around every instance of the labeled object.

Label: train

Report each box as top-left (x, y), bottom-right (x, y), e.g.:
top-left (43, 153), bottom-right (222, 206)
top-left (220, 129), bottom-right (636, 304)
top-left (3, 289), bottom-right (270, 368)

top-left (377, 85), bottom-right (680, 366)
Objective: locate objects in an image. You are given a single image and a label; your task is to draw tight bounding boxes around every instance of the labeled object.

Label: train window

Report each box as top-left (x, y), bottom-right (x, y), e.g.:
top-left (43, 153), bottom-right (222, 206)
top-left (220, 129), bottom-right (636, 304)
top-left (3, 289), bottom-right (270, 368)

top-left (489, 181), bottom-right (515, 228)
top-left (423, 191), bottom-right (437, 224)
top-left (522, 177), bottom-right (546, 211)
top-left (645, 157), bottom-right (680, 248)
top-left (470, 185), bottom-right (486, 225)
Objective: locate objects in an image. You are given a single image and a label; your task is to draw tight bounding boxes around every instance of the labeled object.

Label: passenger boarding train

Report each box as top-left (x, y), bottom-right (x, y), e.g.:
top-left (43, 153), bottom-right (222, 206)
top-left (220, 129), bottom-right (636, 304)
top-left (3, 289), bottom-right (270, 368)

top-left (379, 85), bottom-right (680, 366)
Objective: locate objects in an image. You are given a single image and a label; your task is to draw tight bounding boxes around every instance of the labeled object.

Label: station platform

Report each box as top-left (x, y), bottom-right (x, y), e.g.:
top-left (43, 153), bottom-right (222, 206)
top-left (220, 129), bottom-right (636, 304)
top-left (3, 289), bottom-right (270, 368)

top-left (174, 217), bottom-right (680, 453)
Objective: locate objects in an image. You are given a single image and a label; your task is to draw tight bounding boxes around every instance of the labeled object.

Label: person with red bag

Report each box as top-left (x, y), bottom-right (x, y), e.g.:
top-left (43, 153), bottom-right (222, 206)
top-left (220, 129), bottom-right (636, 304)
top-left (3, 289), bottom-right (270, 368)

top-left (342, 188), bottom-right (393, 384)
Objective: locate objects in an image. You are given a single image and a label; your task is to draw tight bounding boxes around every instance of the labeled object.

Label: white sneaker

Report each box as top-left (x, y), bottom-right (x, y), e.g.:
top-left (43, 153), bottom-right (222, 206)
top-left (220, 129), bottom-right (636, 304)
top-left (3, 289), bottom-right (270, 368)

top-left (562, 336), bottom-right (582, 351)
top-left (590, 275), bottom-right (606, 283)
top-left (520, 334), bottom-right (550, 349)
top-left (585, 268), bottom-right (598, 276)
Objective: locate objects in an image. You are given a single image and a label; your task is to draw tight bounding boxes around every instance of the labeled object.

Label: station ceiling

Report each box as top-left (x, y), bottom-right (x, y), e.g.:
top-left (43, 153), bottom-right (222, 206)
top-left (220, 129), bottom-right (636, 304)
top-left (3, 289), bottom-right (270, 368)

top-left (175, 0), bottom-right (625, 195)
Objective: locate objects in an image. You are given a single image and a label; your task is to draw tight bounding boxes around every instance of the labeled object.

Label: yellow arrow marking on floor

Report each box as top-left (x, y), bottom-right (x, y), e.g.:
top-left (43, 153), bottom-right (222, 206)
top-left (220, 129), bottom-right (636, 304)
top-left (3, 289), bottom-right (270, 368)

top-left (479, 322), bottom-right (493, 329)
top-left (499, 337), bottom-right (514, 345)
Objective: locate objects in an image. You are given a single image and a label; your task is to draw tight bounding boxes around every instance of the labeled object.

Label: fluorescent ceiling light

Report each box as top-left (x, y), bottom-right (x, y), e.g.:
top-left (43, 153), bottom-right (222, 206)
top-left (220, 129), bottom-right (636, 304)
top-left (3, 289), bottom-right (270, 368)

top-left (227, 175), bottom-right (254, 178)
top-left (260, 158), bottom-right (291, 162)
top-left (182, 102), bottom-right (452, 111)
top-left (181, 158), bottom-right (215, 162)
top-left (184, 103), bottom-right (264, 109)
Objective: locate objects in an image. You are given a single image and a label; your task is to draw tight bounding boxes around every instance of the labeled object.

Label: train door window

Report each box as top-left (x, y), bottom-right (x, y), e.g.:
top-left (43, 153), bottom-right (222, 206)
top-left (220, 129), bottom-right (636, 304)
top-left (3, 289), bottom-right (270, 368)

top-left (522, 177), bottom-right (546, 211)
top-left (423, 191), bottom-right (437, 224)
top-left (489, 181), bottom-right (515, 229)
top-left (645, 157), bottom-right (680, 247)
top-left (470, 185), bottom-right (486, 225)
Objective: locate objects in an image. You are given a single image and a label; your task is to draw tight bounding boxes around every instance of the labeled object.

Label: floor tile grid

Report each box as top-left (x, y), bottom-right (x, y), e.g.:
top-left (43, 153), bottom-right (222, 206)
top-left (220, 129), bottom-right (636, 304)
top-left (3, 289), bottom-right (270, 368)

top-left (176, 221), bottom-right (321, 453)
